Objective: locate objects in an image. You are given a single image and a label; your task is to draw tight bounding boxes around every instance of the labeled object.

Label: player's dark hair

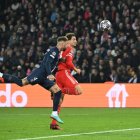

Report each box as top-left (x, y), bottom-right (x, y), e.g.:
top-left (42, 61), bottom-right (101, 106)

top-left (65, 33), bottom-right (75, 40)
top-left (57, 36), bottom-right (68, 42)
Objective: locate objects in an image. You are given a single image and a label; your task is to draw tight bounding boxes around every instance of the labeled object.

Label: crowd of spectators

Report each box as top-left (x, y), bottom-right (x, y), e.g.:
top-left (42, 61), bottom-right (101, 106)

top-left (0, 0), bottom-right (140, 83)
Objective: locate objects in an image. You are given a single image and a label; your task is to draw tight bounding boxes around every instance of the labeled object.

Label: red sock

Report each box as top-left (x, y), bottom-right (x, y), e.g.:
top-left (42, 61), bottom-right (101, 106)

top-left (0, 77), bottom-right (4, 83)
top-left (51, 105), bottom-right (61, 125)
top-left (51, 119), bottom-right (57, 125)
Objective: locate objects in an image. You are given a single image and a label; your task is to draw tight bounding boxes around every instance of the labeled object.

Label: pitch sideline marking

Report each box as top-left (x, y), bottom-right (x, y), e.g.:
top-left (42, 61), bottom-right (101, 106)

top-left (0, 113), bottom-right (89, 116)
top-left (14, 127), bottom-right (140, 140)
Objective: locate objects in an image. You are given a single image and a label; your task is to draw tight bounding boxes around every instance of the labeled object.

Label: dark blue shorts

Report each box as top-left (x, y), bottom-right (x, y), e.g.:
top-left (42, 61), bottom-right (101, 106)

top-left (27, 68), bottom-right (55, 90)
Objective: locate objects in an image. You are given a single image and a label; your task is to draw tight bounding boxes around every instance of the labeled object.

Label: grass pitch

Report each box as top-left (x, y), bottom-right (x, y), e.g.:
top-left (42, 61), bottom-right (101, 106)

top-left (0, 108), bottom-right (140, 140)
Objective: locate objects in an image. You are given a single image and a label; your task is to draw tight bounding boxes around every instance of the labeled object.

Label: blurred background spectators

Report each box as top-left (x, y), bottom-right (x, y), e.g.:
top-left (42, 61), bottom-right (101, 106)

top-left (0, 0), bottom-right (140, 83)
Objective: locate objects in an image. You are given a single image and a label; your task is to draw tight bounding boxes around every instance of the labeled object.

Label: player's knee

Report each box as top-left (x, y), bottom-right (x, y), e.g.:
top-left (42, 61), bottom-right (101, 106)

top-left (50, 84), bottom-right (61, 93)
top-left (22, 78), bottom-right (29, 86)
top-left (75, 85), bottom-right (83, 95)
top-left (76, 90), bottom-right (83, 95)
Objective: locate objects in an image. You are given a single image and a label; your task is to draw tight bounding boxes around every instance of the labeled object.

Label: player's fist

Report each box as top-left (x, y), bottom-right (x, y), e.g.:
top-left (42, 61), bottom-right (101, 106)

top-left (47, 75), bottom-right (55, 81)
top-left (76, 68), bottom-right (81, 74)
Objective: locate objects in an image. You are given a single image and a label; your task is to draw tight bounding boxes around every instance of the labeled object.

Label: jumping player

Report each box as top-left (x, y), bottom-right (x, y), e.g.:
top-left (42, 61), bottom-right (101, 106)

top-left (0, 36), bottom-right (68, 124)
top-left (50, 33), bottom-right (83, 129)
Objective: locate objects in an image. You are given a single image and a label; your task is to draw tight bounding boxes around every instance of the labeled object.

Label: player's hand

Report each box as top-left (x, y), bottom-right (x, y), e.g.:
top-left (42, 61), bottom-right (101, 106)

top-left (73, 67), bottom-right (81, 75)
top-left (47, 75), bottom-right (55, 81)
top-left (75, 68), bottom-right (81, 75)
top-left (76, 69), bottom-right (81, 74)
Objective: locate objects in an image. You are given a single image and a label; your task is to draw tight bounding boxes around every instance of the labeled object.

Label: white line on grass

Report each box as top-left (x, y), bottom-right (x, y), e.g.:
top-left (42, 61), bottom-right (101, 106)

top-left (14, 127), bottom-right (140, 140)
top-left (1, 113), bottom-right (89, 116)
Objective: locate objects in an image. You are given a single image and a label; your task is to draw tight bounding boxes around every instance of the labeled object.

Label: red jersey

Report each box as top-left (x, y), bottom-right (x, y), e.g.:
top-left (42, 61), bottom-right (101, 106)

top-left (58, 44), bottom-right (75, 71)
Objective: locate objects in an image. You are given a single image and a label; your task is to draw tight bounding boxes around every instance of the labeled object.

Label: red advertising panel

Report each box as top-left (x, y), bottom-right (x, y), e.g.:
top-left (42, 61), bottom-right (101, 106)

top-left (0, 83), bottom-right (140, 107)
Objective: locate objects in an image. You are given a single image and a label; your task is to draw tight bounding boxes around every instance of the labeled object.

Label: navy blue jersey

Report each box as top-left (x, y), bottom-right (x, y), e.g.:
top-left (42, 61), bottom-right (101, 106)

top-left (27, 46), bottom-right (60, 89)
top-left (40, 47), bottom-right (60, 76)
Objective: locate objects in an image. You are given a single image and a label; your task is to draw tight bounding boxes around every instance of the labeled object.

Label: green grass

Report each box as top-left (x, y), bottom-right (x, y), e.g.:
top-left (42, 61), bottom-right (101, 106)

top-left (0, 108), bottom-right (140, 140)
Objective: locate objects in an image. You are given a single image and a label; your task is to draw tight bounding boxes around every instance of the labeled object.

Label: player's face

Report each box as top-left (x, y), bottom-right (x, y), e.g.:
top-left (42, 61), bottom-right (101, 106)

top-left (70, 36), bottom-right (77, 47)
top-left (59, 41), bottom-right (66, 51)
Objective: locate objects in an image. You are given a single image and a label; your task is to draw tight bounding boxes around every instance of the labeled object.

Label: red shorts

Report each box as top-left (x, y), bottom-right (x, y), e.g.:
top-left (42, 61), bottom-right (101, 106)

top-left (55, 70), bottom-right (78, 92)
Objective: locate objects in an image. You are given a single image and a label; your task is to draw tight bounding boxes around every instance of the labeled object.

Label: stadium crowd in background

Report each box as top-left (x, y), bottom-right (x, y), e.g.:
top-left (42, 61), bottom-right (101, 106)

top-left (0, 0), bottom-right (140, 83)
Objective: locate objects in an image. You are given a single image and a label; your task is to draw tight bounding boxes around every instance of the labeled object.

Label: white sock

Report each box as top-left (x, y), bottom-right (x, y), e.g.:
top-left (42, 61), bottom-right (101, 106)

top-left (52, 111), bottom-right (58, 116)
top-left (0, 72), bottom-right (3, 77)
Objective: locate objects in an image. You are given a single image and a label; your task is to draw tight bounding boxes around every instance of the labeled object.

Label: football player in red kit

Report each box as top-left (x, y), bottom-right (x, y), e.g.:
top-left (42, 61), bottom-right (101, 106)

top-left (56, 33), bottom-right (83, 95)
top-left (50, 33), bottom-right (83, 130)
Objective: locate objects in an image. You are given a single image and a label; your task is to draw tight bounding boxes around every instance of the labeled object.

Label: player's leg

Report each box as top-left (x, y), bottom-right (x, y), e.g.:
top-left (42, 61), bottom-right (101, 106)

top-left (50, 80), bottom-right (64, 130)
top-left (0, 72), bottom-right (25, 86)
top-left (56, 70), bottom-right (83, 95)
top-left (50, 94), bottom-right (64, 130)
top-left (41, 79), bottom-right (64, 124)
top-left (21, 77), bottom-right (29, 85)
top-left (0, 67), bottom-right (43, 86)
top-left (61, 70), bottom-right (83, 95)
top-left (62, 84), bottom-right (83, 95)
top-left (25, 68), bottom-right (45, 86)
top-left (49, 84), bottom-right (64, 124)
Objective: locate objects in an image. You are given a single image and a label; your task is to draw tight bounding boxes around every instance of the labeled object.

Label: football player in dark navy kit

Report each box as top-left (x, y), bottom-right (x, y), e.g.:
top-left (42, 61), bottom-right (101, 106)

top-left (0, 36), bottom-right (68, 124)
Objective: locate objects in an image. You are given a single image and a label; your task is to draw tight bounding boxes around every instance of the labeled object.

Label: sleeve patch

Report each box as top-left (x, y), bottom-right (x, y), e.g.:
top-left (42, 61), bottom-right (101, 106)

top-left (47, 49), bottom-right (50, 52)
top-left (52, 52), bottom-right (56, 56)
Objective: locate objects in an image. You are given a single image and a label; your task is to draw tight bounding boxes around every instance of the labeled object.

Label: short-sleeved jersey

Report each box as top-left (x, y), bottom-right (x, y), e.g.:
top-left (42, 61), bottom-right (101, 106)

top-left (58, 44), bottom-right (75, 71)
